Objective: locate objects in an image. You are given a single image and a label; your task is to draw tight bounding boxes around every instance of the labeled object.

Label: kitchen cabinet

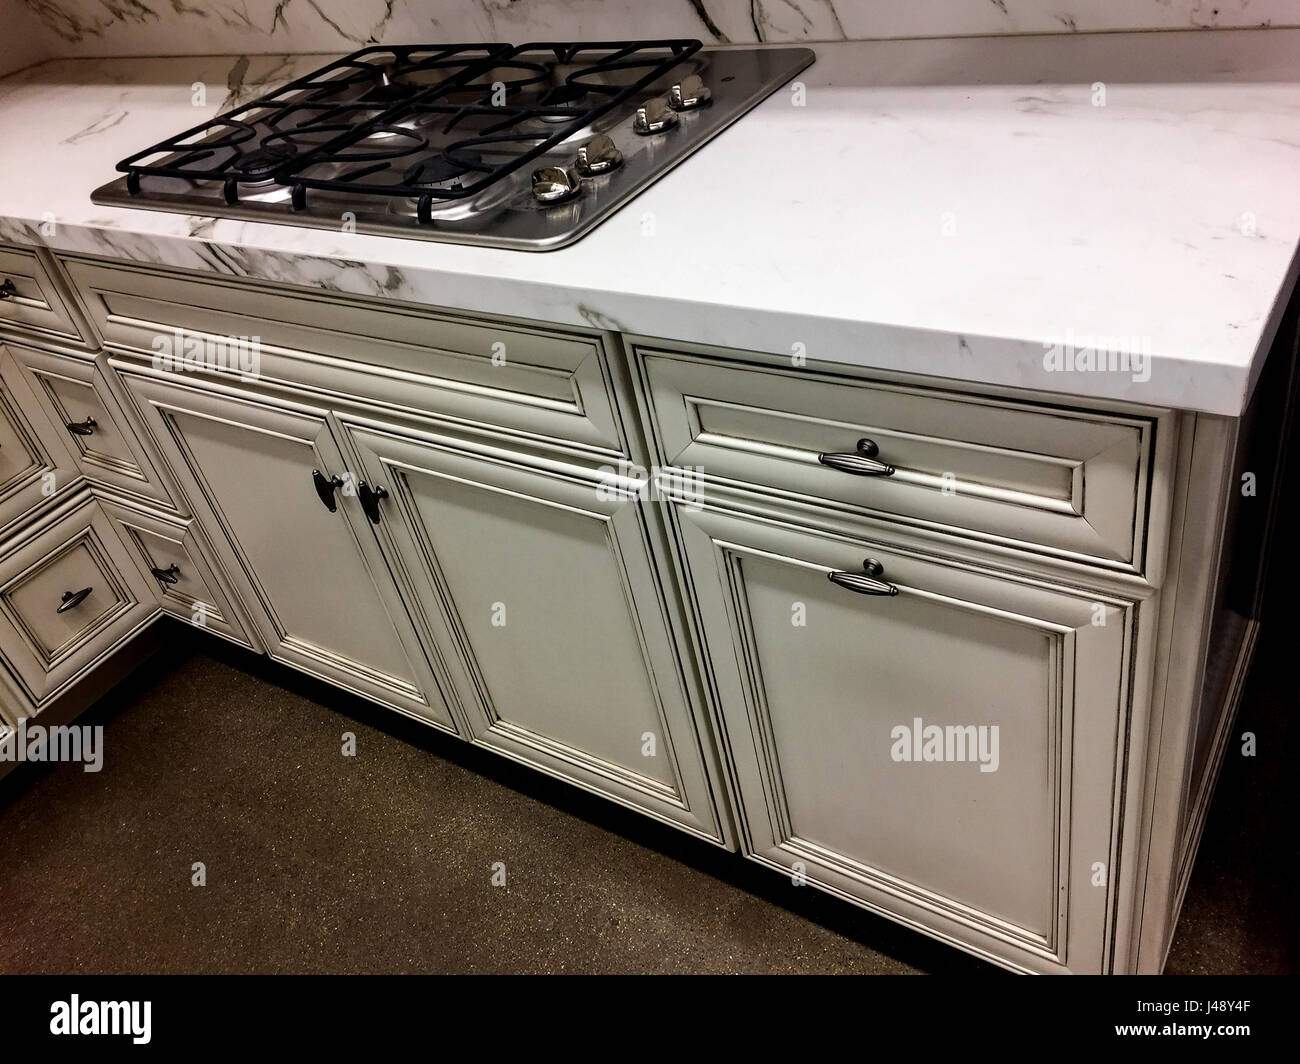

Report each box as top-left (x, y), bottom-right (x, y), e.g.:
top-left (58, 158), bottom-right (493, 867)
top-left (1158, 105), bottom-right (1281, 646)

top-left (665, 495), bottom-right (1143, 973)
top-left (0, 245), bottom-right (1284, 973)
top-left (113, 370), bottom-right (458, 732)
top-left (337, 419), bottom-right (728, 841)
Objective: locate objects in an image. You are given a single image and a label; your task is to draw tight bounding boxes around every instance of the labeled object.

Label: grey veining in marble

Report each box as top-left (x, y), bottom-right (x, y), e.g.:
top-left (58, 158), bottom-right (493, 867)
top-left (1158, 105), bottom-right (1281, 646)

top-left (15, 0), bottom-right (1300, 58)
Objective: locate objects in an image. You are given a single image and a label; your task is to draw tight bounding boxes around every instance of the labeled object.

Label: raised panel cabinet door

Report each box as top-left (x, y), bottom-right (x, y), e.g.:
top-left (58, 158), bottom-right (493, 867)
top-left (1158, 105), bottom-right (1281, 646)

top-left (115, 371), bottom-right (457, 732)
top-left (0, 346), bottom-right (80, 535)
top-left (670, 498), bottom-right (1142, 973)
top-left (99, 497), bottom-right (260, 652)
top-left (9, 342), bottom-right (179, 511)
top-left (340, 420), bottom-right (729, 844)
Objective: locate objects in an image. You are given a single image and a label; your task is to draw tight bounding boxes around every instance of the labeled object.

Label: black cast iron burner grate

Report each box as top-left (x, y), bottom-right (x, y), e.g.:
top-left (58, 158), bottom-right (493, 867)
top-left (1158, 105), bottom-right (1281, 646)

top-left (114, 40), bottom-right (703, 224)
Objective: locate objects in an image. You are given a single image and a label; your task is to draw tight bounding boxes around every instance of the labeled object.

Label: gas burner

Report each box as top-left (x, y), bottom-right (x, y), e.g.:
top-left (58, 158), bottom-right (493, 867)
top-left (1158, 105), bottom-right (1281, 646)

top-left (362, 80), bottom-right (421, 104)
top-left (239, 143), bottom-right (298, 182)
top-left (328, 125), bottom-right (427, 160)
top-left (535, 82), bottom-right (590, 123)
top-left (402, 152), bottom-right (484, 191)
top-left (454, 61), bottom-right (552, 99)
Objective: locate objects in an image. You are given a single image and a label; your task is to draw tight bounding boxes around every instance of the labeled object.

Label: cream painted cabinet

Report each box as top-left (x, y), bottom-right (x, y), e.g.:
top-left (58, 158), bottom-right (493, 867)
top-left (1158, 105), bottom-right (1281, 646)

top-left (669, 496), bottom-right (1146, 973)
top-left (112, 370), bottom-right (458, 732)
top-left (0, 344), bottom-right (81, 537)
top-left (339, 419), bottom-right (728, 842)
top-left (22, 248), bottom-right (1278, 974)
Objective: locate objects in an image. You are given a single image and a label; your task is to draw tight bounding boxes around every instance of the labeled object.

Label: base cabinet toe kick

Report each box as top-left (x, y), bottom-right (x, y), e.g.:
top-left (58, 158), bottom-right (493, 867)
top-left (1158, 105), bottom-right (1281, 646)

top-left (2, 247), bottom-right (1294, 974)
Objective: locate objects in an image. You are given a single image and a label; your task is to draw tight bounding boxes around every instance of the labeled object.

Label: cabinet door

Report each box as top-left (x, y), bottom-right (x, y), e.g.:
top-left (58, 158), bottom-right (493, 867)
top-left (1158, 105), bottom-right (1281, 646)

top-left (341, 420), bottom-right (728, 843)
top-left (100, 497), bottom-right (260, 652)
top-left (11, 342), bottom-right (179, 510)
top-left (672, 500), bottom-right (1139, 972)
top-left (117, 371), bottom-right (457, 732)
top-left (0, 345), bottom-right (80, 536)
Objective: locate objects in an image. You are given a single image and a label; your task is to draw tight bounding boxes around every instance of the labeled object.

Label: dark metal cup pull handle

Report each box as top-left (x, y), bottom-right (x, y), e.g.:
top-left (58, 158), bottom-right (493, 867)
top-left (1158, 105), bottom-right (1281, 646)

top-left (828, 558), bottom-right (898, 597)
top-left (151, 563), bottom-right (181, 585)
top-left (817, 438), bottom-right (894, 477)
top-left (57, 587), bottom-right (93, 613)
top-left (313, 469), bottom-right (344, 512)
top-left (0, 278), bottom-right (16, 299)
top-left (66, 417), bottom-right (98, 436)
top-left (358, 481), bottom-right (388, 524)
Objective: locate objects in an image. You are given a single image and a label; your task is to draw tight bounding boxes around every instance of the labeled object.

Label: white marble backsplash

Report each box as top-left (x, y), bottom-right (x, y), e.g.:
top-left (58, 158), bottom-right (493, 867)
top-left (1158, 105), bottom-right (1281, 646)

top-left (3, 2), bottom-right (54, 76)
top-left (13, 0), bottom-right (1300, 64)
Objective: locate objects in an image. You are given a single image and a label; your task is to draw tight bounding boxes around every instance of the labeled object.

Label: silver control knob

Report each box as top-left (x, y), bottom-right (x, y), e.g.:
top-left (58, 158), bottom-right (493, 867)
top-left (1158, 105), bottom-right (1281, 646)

top-left (531, 166), bottom-right (580, 204)
top-left (575, 134), bottom-right (623, 176)
top-left (633, 96), bottom-right (679, 135)
top-left (668, 74), bottom-right (711, 111)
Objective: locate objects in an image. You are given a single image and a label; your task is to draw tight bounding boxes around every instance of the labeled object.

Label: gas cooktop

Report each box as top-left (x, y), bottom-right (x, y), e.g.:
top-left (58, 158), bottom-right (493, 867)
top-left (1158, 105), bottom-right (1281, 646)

top-left (91, 41), bottom-right (814, 251)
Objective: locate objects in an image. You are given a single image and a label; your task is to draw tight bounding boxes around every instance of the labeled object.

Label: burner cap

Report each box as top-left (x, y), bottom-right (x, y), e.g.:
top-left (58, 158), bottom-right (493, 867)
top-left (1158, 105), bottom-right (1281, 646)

top-left (403, 152), bottom-right (483, 189)
top-left (539, 83), bottom-right (587, 107)
top-left (363, 77), bottom-right (420, 103)
top-left (240, 142), bottom-right (298, 180)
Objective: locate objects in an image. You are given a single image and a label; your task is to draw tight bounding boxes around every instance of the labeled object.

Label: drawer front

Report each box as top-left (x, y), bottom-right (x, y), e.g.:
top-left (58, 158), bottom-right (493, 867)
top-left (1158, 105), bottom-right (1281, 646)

top-left (0, 495), bottom-right (157, 709)
top-left (9, 342), bottom-right (179, 510)
top-left (0, 346), bottom-right (80, 536)
top-left (637, 346), bottom-right (1170, 574)
top-left (63, 256), bottom-right (627, 457)
top-left (0, 246), bottom-right (89, 346)
top-left (101, 498), bottom-right (258, 652)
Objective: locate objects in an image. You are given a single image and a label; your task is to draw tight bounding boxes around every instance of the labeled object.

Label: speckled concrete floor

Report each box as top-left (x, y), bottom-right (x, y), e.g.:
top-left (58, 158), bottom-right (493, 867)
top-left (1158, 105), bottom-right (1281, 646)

top-left (0, 625), bottom-right (1292, 974)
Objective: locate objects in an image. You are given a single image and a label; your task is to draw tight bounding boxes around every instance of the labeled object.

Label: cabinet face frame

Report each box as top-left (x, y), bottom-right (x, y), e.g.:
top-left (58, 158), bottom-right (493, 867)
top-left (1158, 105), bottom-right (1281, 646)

top-left (112, 366), bottom-right (461, 733)
top-left (663, 489), bottom-right (1153, 973)
top-left (337, 416), bottom-right (731, 844)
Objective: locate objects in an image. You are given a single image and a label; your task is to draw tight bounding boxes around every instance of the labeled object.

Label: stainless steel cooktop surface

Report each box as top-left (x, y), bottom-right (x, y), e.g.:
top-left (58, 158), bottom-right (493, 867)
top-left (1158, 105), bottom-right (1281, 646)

top-left (91, 42), bottom-right (814, 251)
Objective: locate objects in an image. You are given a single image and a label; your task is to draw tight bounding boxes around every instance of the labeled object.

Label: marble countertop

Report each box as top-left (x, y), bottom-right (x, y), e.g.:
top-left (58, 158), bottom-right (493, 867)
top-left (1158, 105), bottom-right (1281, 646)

top-left (3, 30), bottom-right (1300, 416)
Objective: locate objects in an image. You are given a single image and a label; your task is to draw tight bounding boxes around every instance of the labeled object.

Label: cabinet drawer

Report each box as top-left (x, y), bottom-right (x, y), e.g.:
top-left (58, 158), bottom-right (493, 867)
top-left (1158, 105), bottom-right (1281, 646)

top-left (0, 245), bottom-right (90, 346)
top-left (100, 498), bottom-right (258, 652)
top-left (9, 341), bottom-right (179, 510)
top-left (0, 495), bottom-right (156, 710)
top-left (637, 346), bottom-right (1172, 574)
top-left (63, 256), bottom-right (627, 457)
top-left (0, 347), bottom-right (80, 537)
